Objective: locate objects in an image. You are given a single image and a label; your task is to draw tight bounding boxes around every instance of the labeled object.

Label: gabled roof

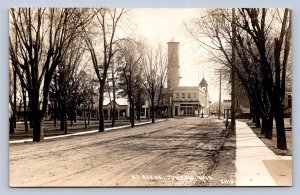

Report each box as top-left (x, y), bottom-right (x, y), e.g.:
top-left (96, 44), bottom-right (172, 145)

top-left (199, 78), bottom-right (208, 88)
top-left (103, 98), bottom-right (128, 106)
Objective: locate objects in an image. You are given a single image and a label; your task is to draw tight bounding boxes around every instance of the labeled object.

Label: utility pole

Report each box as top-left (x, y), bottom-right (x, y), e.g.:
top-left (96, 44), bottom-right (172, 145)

top-left (214, 69), bottom-right (226, 119)
top-left (218, 70), bottom-right (221, 119)
top-left (231, 8), bottom-right (236, 135)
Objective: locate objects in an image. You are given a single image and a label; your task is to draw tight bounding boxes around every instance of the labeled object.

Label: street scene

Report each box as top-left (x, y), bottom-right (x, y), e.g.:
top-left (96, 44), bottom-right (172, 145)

top-left (9, 8), bottom-right (292, 187)
top-left (10, 118), bottom-right (236, 186)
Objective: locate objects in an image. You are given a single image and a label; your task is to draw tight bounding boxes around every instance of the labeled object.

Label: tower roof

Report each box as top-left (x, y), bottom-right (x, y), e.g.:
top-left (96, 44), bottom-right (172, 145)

top-left (199, 78), bottom-right (208, 88)
top-left (167, 38), bottom-right (179, 44)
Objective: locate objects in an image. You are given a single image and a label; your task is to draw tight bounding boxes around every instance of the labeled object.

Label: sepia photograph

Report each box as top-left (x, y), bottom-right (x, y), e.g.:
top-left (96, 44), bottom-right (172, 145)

top-left (8, 8), bottom-right (292, 187)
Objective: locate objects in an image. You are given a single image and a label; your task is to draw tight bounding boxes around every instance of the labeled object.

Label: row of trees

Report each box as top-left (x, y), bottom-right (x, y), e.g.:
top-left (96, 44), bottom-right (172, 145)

top-left (9, 8), bottom-right (167, 142)
top-left (187, 8), bottom-right (291, 150)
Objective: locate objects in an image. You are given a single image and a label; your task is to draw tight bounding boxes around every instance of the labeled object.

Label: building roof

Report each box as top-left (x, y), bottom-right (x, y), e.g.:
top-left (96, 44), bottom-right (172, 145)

top-left (173, 86), bottom-right (199, 92)
top-left (199, 78), bottom-right (208, 88)
top-left (103, 98), bottom-right (128, 106)
top-left (167, 38), bottom-right (180, 44)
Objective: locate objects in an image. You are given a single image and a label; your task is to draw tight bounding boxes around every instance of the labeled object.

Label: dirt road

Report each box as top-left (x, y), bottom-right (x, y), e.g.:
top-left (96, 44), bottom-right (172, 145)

top-left (9, 117), bottom-right (236, 187)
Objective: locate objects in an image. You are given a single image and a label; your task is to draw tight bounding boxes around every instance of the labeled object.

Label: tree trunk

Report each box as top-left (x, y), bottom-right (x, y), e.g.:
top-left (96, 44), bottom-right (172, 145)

top-left (60, 102), bottom-right (65, 132)
top-left (137, 101), bottom-right (141, 122)
top-left (261, 118), bottom-right (266, 135)
top-left (274, 101), bottom-right (287, 150)
top-left (17, 100), bottom-right (22, 122)
top-left (64, 111), bottom-right (68, 135)
top-left (111, 67), bottom-right (116, 128)
top-left (251, 106), bottom-right (255, 122)
top-left (69, 109), bottom-right (74, 127)
top-left (111, 110), bottom-right (115, 127)
top-left (28, 95), bottom-right (33, 129)
top-left (151, 97), bottom-right (155, 123)
top-left (74, 110), bottom-right (77, 123)
top-left (111, 100), bottom-right (116, 128)
top-left (84, 105), bottom-right (87, 129)
top-left (99, 88), bottom-right (105, 132)
top-left (10, 67), bottom-right (16, 134)
top-left (230, 8), bottom-right (236, 135)
top-left (9, 117), bottom-right (14, 134)
top-left (70, 111), bottom-right (73, 127)
top-left (89, 99), bottom-right (94, 126)
top-left (255, 110), bottom-right (261, 128)
top-left (264, 116), bottom-right (273, 140)
top-left (22, 87), bottom-right (29, 132)
top-left (32, 89), bottom-right (43, 142)
top-left (88, 106), bottom-right (91, 126)
top-left (13, 67), bottom-right (17, 129)
top-left (54, 101), bottom-right (57, 127)
top-left (130, 101), bottom-right (135, 128)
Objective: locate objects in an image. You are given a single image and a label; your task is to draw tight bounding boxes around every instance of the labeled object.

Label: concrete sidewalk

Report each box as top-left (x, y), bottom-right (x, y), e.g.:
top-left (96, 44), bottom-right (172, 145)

top-left (235, 120), bottom-right (292, 186)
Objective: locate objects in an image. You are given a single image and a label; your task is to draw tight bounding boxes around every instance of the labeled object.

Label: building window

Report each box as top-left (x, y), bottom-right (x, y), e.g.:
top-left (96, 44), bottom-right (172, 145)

top-left (176, 93), bottom-right (179, 98)
top-left (182, 93), bottom-right (185, 98)
top-left (193, 93), bottom-right (196, 98)
top-left (188, 93), bottom-right (190, 98)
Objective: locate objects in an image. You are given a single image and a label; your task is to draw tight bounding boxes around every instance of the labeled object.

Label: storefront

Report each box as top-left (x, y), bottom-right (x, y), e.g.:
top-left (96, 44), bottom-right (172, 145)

top-left (173, 103), bottom-right (199, 117)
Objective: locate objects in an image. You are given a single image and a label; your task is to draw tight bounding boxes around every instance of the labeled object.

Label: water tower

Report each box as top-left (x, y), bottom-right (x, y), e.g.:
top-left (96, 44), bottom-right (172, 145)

top-left (167, 39), bottom-right (180, 88)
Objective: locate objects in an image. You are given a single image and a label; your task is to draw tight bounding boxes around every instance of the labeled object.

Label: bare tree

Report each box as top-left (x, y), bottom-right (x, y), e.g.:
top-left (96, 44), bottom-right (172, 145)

top-left (80, 74), bottom-right (96, 129)
top-left (142, 45), bottom-right (167, 123)
top-left (186, 8), bottom-right (291, 149)
top-left (82, 8), bottom-right (127, 132)
top-left (106, 61), bottom-right (120, 127)
top-left (49, 39), bottom-right (85, 134)
top-left (237, 8), bottom-right (291, 149)
top-left (9, 8), bottom-right (91, 141)
top-left (117, 39), bottom-right (144, 127)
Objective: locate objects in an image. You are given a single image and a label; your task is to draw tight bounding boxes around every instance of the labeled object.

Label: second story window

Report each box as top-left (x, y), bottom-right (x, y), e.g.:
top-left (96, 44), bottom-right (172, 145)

top-left (188, 93), bottom-right (191, 98)
top-left (182, 93), bottom-right (185, 98)
top-left (176, 93), bottom-right (179, 98)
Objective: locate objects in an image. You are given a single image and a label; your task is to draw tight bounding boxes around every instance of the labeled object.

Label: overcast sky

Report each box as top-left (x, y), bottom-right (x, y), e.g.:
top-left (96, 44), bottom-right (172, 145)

top-left (131, 8), bottom-right (230, 102)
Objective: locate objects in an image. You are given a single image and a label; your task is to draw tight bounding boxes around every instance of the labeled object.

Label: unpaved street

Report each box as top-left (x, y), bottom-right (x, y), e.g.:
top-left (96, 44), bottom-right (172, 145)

top-left (9, 117), bottom-right (236, 187)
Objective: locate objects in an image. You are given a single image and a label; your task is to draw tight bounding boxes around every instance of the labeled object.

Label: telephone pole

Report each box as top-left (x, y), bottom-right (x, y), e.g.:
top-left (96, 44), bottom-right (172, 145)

top-left (214, 69), bottom-right (227, 119)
